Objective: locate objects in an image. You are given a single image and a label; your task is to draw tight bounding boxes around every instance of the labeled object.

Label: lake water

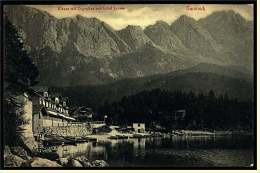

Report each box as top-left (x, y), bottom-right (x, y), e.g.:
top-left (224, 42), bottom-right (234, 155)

top-left (47, 135), bottom-right (255, 168)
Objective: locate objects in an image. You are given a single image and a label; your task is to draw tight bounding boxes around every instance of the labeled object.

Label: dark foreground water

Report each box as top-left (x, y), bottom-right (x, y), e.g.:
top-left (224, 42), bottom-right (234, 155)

top-left (48, 135), bottom-right (255, 168)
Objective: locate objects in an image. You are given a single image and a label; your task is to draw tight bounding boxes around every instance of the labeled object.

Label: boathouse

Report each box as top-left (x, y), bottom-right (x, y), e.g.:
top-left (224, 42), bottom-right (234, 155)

top-left (133, 123), bottom-right (145, 133)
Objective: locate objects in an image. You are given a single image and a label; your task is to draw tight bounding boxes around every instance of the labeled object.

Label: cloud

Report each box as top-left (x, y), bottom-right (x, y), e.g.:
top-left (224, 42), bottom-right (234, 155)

top-left (28, 4), bottom-right (253, 30)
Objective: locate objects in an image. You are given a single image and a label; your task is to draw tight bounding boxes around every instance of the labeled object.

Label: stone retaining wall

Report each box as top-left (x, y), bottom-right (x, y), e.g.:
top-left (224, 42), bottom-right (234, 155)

top-left (42, 124), bottom-right (92, 137)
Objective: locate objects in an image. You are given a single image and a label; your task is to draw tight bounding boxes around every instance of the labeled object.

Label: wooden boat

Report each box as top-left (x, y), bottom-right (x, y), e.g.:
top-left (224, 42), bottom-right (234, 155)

top-left (43, 139), bottom-right (65, 146)
top-left (132, 133), bottom-right (150, 138)
top-left (84, 137), bottom-right (97, 142)
top-left (109, 135), bottom-right (128, 139)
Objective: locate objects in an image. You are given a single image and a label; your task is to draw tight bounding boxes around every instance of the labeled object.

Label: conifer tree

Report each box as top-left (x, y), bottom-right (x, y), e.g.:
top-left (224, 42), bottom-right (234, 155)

top-left (3, 16), bottom-right (39, 145)
top-left (3, 16), bottom-right (38, 96)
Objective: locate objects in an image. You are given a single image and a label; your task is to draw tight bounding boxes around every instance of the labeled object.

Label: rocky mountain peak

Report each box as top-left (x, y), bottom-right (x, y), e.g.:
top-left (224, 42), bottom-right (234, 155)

top-left (117, 25), bottom-right (152, 50)
top-left (214, 10), bottom-right (245, 20)
top-left (144, 20), bottom-right (186, 51)
top-left (171, 14), bottom-right (222, 57)
top-left (145, 21), bottom-right (170, 32)
top-left (199, 10), bottom-right (250, 33)
top-left (5, 5), bottom-right (54, 18)
top-left (198, 9), bottom-right (253, 69)
top-left (6, 5), bottom-right (131, 58)
top-left (176, 15), bottom-right (197, 24)
top-left (74, 15), bottom-right (101, 24)
top-left (171, 14), bottom-right (204, 36)
top-left (154, 20), bottom-right (170, 28)
top-left (125, 25), bottom-right (143, 31)
top-left (4, 5), bottom-right (59, 52)
top-left (70, 15), bottom-right (106, 30)
top-left (75, 14), bottom-right (85, 19)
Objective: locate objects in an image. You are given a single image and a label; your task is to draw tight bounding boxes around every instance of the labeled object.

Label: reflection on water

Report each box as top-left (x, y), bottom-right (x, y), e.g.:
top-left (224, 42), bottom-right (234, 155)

top-left (46, 135), bottom-right (254, 167)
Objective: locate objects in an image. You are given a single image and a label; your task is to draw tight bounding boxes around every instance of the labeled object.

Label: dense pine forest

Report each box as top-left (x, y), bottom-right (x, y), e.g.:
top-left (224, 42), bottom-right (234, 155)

top-left (49, 86), bottom-right (254, 132)
top-left (95, 89), bottom-right (254, 132)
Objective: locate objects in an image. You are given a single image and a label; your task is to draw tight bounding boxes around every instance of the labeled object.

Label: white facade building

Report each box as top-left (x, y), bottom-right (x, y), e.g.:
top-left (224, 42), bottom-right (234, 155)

top-left (133, 123), bottom-right (145, 133)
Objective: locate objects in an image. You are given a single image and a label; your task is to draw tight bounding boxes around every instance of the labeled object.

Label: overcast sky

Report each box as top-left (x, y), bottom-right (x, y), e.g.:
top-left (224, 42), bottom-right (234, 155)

top-left (29, 4), bottom-right (253, 30)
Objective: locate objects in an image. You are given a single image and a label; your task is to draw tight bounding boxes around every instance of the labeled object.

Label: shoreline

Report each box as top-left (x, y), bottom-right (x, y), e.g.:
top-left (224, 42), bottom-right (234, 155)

top-left (171, 130), bottom-right (253, 136)
top-left (4, 129), bottom-right (253, 168)
top-left (85, 129), bottom-right (253, 143)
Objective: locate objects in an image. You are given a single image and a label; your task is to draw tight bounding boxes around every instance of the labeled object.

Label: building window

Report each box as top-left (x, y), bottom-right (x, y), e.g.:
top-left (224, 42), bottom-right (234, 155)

top-left (55, 97), bottom-right (59, 104)
top-left (43, 92), bottom-right (48, 98)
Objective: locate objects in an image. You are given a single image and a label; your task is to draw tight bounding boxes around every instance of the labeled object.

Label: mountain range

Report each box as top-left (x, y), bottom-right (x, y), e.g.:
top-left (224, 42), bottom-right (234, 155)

top-left (4, 5), bottom-right (253, 87)
top-left (4, 5), bottom-right (254, 106)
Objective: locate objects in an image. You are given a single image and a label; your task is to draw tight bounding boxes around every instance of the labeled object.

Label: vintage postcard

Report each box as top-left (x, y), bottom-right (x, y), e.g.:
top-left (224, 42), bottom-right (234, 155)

top-left (1, 1), bottom-right (257, 169)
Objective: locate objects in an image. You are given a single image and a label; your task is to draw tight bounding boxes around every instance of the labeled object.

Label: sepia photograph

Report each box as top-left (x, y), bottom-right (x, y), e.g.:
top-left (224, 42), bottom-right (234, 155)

top-left (1, 1), bottom-right (257, 169)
